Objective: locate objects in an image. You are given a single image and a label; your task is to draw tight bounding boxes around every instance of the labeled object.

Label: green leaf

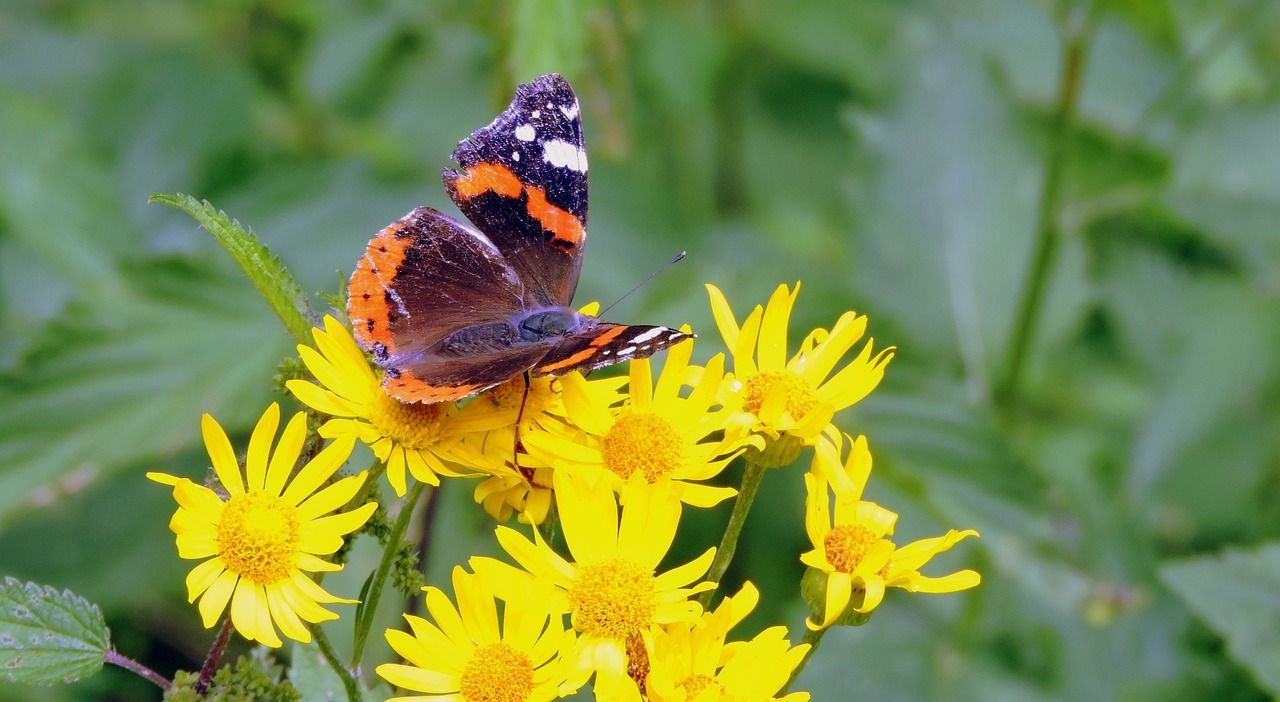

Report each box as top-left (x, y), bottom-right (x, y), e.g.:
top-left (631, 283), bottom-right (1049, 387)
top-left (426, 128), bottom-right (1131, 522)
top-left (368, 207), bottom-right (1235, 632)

top-left (0, 257), bottom-right (285, 527)
top-left (150, 193), bottom-right (314, 345)
top-left (288, 642), bottom-right (389, 702)
top-left (1160, 544), bottom-right (1280, 695)
top-left (0, 576), bottom-right (110, 685)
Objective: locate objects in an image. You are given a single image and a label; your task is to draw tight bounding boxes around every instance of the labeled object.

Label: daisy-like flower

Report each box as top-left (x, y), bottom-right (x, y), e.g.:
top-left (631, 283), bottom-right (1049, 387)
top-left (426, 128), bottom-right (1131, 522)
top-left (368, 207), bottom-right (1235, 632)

top-left (147, 403), bottom-right (376, 647)
top-left (459, 427), bottom-right (556, 525)
top-left (459, 370), bottom-right (627, 524)
top-left (706, 282), bottom-right (894, 448)
top-left (521, 333), bottom-right (744, 508)
top-left (645, 583), bottom-right (811, 702)
top-left (377, 565), bottom-right (573, 702)
top-left (286, 315), bottom-right (512, 495)
top-left (802, 434), bottom-right (980, 629)
top-left (471, 472), bottom-right (715, 701)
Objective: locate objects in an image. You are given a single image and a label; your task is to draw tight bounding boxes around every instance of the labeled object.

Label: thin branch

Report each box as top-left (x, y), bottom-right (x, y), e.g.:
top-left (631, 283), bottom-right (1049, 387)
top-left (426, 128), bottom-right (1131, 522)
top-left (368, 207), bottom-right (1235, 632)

top-left (104, 649), bottom-right (172, 690)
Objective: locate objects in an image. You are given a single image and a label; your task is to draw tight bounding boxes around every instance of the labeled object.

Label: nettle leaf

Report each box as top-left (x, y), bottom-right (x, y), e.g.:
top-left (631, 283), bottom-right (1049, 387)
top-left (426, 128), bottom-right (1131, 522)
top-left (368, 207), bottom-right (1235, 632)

top-left (0, 257), bottom-right (285, 526)
top-left (1161, 544), bottom-right (1280, 695)
top-left (151, 193), bottom-right (314, 345)
top-left (0, 577), bottom-right (110, 685)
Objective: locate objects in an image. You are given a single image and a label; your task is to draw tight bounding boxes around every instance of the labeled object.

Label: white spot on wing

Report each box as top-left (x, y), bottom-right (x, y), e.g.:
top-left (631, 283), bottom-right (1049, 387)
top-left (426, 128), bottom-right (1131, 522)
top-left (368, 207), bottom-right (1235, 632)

top-left (618, 346), bottom-right (638, 356)
top-left (515, 124), bottom-right (535, 141)
top-left (632, 328), bottom-right (665, 344)
top-left (542, 139), bottom-right (588, 172)
top-left (531, 110), bottom-right (541, 118)
top-left (560, 101), bottom-right (580, 120)
top-left (512, 151), bottom-right (520, 161)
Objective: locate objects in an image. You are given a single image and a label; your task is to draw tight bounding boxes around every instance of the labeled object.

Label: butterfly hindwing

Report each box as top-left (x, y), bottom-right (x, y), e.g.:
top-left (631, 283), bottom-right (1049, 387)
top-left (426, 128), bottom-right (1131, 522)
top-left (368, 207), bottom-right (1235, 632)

top-left (443, 73), bottom-right (588, 308)
top-left (349, 206), bottom-right (548, 401)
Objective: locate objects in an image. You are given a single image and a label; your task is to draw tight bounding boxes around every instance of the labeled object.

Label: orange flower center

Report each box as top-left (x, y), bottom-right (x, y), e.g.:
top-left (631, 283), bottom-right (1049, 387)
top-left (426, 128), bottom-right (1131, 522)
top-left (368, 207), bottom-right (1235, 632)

top-left (367, 390), bottom-right (448, 450)
top-left (216, 492), bottom-right (300, 585)
top-left (567, 558), bottom-right (656, 640)
top-left (823, 524), bottom-right (879, 574)
top-left (601, 413), bottom-right (684, 482)
top-left (458, 642), bottom-right (535, 702)
top-left (742, 370), bottom-right (819, 419)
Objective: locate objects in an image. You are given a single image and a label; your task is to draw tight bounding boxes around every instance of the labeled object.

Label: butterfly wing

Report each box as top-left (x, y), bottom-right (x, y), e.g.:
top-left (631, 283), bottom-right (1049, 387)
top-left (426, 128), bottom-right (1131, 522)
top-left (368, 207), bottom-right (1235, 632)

top-left (533, 323), bottom-right (693, 377)
top-left (348, 206), bottom-right (551, 402)
top-left (443, 73), bottom-right (588, 308)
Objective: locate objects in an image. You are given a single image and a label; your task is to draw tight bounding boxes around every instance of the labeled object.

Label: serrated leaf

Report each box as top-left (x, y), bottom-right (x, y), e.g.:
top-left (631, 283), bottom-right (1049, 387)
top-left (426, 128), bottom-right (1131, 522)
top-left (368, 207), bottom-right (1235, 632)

top-left (0, 257), bottom-right (285, 526)
top-left (1160, 544), bottom-right (1280, 695)
top-left (150, 193), bottom-right (314, 345)
top-left (0, 577), bottom-right (110, 685)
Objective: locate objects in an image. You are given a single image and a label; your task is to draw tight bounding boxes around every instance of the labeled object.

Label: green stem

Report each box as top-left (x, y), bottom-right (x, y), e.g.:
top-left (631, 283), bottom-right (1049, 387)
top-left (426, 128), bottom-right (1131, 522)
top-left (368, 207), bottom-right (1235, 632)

top-left (352, 481), bottom-right (427, 667)
top-left (313, 624), bottom-right (362, 702)
top-left (998, 6), bottom-right (1094, 407)
top-left (696, 459), bottom-right (767, 608)
top-left (782, 626), bottom-right (828, 694)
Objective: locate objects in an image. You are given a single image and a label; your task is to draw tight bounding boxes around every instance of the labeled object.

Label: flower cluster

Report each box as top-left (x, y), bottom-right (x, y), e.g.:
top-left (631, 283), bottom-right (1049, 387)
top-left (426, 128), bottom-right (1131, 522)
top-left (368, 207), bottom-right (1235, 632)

top-left (148, 281), bottom-right (981, 700)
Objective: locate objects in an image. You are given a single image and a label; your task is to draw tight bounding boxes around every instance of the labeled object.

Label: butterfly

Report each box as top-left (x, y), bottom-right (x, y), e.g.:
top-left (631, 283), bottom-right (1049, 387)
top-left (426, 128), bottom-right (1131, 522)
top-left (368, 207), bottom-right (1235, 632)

top-left (347, 73), bottom-right (692, 403)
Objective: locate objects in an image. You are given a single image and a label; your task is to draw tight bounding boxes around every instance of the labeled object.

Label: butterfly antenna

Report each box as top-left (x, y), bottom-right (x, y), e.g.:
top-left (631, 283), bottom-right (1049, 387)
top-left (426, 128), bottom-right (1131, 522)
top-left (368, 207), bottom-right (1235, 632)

top-left (597, 251), bottom-right (687, 318)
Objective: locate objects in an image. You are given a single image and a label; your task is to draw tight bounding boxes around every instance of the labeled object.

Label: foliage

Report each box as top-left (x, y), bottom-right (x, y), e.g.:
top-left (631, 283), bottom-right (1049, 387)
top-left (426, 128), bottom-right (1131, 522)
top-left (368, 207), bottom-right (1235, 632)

top-left (0, 578), bottom-right (109, 686)
top-left (2, 0), bottom-right (1280, 700)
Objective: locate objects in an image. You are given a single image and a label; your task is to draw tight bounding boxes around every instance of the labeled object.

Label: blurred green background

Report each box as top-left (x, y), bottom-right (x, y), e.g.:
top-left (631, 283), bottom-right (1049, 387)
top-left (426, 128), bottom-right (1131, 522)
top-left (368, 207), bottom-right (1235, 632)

top-left (3, 0), bottom-right (1280, 699)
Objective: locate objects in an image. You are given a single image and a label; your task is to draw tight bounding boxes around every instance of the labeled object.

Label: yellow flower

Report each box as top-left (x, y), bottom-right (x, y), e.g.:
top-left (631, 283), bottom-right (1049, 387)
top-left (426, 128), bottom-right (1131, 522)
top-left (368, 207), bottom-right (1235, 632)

top-left (802, 434), bottom-right (980, 629)
top-left (377, 566), bottom-right (573, 702)
top-left (286, 316), bottom-right (510, 495)
top-left (521, 334), bottom-right (743, 508)
top-left (706, 282), bottom-right (894, 445)
top-left (147, 404), bottom-right (376, 648)
top-left (470, 472), bottom-right (715, 701)
top-left (458, 371), bottom-right (626, 525)
top-left (646, 583), bottom-right (811, 702)
top-left (460, 428), bottom-right (555, 525)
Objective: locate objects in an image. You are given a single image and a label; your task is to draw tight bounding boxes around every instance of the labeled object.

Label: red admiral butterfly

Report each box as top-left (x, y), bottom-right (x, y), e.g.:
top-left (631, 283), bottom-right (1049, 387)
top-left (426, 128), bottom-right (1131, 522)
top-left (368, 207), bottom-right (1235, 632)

top-left (348, 74), bottom-right (691, 403)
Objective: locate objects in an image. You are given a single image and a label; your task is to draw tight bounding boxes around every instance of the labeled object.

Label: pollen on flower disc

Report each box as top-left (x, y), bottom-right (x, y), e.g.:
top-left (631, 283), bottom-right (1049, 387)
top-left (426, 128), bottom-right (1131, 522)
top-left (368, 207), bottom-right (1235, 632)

top-left (602, 413), bottom-right (683, 482)
top-left (823, 524), bottom-right (879, 574)
top-left (216, 492), bottom-right (301, 585)
top-left (682, 674), bottom-right (725, 698)
top-left (367, 391), bottom-right (448, 450)
top-left (742, 370), bottom-right (819, 418)
top-left (459, 642), bottom-right (535, 702)
top-left (567, 558), bottom-right (656, 640)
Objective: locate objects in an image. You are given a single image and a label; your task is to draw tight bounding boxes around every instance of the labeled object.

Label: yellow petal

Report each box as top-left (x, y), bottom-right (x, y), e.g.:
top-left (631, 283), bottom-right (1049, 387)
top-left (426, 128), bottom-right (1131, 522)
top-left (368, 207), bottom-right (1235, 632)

top-left (295, 472), bottom-right (367, 521)
top-left (757, 282), bottom-right (799, 372)
top-left (554, 470), bottom-right (618, 562)
top-left (282, 436), bottom-right (359, 505)
top-left (287, 379), bottom-right (360, 418)
top-left (705, 284), bottom-right (741, 350)
top-left (376, 663), bottom-right (459, 694)
top-left (629, 357), bottom-right (653, 411)
top-left (266, 582), bottom-right (310, 643)
top-left (198, 570), bottom-right (237, 628)
top-left (185, 557), bottom-right (226, 602)
top-left (245, 403), bottom-right (280, 493)
top-left (264, 412), bottom-right (308, 497)
top-left (201, 413), bottom-right (244, 497)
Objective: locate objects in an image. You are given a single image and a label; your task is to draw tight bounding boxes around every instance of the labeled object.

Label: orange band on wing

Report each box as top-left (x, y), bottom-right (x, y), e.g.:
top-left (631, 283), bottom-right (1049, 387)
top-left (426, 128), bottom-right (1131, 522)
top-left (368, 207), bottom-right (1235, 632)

top-left (452, 162), bottom-right (585, 252)
top-left (536, 325), bottom-right (629, 373)
top-left (348, 221), bottom-right (411, 351)
top-left (383, 369), bottom-right (482, 403)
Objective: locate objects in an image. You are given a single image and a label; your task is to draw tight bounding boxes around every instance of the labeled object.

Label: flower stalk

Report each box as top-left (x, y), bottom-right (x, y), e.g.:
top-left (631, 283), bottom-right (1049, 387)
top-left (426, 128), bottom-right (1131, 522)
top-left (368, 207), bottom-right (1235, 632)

top-left (352, 480), bottom-right (427, 667)
top-left (194, 618), bottom-right (232, 695)
top-left (782, 626), bottom-right (827, 694)
top-left (697, 458), bottom-right (767, 607)
top-left (103, 650), bottom-right (172, 691)
top-left (314, 623), bottom-right (362, 702)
